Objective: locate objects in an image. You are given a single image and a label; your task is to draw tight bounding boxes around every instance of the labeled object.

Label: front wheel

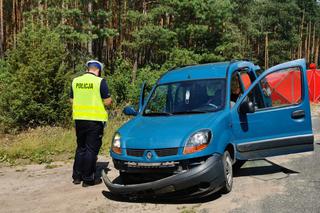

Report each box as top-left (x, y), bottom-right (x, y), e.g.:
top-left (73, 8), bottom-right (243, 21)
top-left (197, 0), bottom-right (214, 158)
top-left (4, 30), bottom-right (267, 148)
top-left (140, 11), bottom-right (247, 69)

top-left (221, 150), bottom-right (233, 194)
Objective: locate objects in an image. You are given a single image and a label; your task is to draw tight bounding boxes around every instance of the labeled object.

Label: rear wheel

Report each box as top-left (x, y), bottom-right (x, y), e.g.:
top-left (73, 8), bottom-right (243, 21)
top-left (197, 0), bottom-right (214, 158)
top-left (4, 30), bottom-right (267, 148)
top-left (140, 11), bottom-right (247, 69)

top-left (221, 150), bottom-right (233, 194)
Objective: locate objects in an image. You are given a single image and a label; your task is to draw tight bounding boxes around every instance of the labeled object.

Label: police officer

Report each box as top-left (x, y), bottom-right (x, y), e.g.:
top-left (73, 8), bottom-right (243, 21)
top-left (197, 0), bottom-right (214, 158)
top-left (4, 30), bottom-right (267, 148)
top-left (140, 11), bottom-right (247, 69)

top-left (70, 60), bottom-right (112, 187)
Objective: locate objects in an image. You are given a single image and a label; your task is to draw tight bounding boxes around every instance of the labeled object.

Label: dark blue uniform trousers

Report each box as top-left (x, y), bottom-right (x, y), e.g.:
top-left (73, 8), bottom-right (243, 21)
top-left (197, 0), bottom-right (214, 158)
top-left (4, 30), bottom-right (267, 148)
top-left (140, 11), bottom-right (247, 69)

top-left (73, 120), bottom-right (104, 182)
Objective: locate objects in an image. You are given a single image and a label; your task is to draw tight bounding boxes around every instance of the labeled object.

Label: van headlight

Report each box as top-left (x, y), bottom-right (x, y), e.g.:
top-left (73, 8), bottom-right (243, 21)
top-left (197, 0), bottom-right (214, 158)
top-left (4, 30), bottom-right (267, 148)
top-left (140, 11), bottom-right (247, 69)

top-left (111, 133), bottom-right (122, 154)
top-left (183, 130), bottom-right (212, 154)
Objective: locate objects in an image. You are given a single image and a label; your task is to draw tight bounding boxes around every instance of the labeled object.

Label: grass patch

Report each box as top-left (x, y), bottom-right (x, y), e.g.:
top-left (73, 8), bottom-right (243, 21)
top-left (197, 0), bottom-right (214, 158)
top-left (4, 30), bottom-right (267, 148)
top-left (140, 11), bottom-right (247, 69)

top-left (44, 164), bottom-right (61, 169)
top-left (180, 208), bottom-right (197, 213)
top-left (0, 115), bottom-right (128, 166)
top-left (15, 168), bottom-right (27, 172)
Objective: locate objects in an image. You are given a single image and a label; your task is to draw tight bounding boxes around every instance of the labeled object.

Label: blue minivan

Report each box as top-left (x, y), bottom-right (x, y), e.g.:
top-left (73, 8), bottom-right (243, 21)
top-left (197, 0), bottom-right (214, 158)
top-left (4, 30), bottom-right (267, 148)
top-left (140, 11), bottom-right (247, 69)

top-left (102, 59), bottom-right (314, 198)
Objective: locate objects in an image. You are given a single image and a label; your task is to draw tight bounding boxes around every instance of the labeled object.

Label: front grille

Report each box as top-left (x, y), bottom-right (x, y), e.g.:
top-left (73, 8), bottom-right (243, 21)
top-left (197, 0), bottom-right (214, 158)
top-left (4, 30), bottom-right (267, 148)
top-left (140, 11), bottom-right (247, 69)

top-left (126, 148), bottom-right (179, 157)
top-left (155, 148), bottom-right (179, 157)
top-left (126, 149), bottom-right (144, 157)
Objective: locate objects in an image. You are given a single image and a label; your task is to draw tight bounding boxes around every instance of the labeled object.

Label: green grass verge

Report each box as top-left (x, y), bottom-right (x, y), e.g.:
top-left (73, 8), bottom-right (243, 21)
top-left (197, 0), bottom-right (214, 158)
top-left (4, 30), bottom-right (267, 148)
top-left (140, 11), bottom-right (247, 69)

top-left (0, 116), bottom-right (127, 166)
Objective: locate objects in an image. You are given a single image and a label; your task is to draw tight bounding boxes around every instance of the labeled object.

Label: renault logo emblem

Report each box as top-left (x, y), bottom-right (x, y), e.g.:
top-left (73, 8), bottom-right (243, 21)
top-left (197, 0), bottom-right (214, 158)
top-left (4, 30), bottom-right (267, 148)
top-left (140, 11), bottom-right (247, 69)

top-left (146, 151), bottom-right (152, 159)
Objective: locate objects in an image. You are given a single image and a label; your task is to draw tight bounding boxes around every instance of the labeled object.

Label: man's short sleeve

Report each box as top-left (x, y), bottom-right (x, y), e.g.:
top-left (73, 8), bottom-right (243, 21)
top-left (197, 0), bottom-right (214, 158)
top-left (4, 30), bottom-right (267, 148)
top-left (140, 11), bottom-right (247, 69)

top-left (100, 79), bottom-right (110, 99)
top-left (69, 86), bottom-right (73, 99)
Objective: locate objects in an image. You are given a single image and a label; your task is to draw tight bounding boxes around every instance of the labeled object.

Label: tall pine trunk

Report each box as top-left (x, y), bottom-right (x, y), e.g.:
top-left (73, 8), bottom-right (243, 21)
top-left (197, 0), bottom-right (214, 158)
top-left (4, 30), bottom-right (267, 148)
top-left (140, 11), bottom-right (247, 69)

top-left (315, 38), bottom-right (319, 66)
top-left (307, 21), bottom-right (312, 62)
top-left (265, 33), bottom-right (269, 69)
top-left (87, 1), bottom-right (93, 55)
top-left (298, 10), bottom-right (305, 59)
top-left (304, 24), bottom-right (309, 60)
top-left (12, 0), bottom-right (17, 48)
top-left (0, 0), bottom-right (3, 57)
top-left (311, 23), bottom-right (316, 63)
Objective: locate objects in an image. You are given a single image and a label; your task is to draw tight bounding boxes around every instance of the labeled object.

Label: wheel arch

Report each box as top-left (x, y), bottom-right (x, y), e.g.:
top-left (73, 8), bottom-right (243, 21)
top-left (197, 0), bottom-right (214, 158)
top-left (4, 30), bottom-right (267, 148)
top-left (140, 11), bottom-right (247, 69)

top-left (224, 143), bottom-right (236, 163)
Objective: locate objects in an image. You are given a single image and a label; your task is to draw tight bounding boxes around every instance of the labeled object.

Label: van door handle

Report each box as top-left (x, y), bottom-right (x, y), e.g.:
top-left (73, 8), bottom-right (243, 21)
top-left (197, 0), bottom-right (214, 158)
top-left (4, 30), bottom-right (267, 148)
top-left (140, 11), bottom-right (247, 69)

top-left (291, 110), bottom-right (305, 119)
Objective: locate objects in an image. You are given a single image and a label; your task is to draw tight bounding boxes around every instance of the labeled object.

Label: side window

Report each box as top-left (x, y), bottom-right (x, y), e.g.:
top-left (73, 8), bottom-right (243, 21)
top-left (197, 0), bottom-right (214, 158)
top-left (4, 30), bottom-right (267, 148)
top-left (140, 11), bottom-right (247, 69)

top-left (246, 67), bottom-right (302, 110)
top-left (230, 73), bottom-right (242, 107)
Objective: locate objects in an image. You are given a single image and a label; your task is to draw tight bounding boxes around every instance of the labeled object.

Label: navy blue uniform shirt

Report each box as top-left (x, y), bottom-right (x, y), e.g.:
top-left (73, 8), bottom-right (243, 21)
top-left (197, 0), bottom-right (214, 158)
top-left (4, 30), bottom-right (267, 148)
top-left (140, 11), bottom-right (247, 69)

top-left (70, 73), bottom-right (110, 99)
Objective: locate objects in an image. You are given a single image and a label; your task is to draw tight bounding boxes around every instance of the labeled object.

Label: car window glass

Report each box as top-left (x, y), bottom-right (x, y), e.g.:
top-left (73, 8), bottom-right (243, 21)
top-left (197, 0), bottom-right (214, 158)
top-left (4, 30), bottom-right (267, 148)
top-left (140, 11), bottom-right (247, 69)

top-left (245, 67), bottom-right (302, 110)
top-left (144, 79), bottom-right (226, 115)
top-left (146, 86), bottom-right (168, 113)
top-left (230, 73), bottom-right (242, 107)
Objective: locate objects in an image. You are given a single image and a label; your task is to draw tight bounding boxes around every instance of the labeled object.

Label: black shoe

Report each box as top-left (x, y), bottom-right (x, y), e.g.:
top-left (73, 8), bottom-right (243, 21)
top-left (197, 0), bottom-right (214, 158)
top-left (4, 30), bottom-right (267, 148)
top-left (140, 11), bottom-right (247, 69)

top-left (73, 179), bottom-right (82, 185)
top-left (82, 178), bottom-right (102, 187)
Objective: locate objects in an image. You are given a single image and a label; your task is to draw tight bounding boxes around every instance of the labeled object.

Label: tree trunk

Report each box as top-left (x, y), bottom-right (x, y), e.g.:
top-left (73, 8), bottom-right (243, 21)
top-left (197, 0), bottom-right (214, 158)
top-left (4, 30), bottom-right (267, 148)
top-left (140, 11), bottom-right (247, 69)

top-left (132, 55), bottom-right (138, 84)
top-left (307, 21), bottom-right (312, 62)
top-left (20, 0), bottom-right (24, 30)
top-left (304, 23), bottom-right (309, 60)
top-left (44, 0), bottom-right (48, 27)
top-left (315, 38), bottom-right (319, 66)
top-left (311, 23), bottom-right (316, 63)
top-left (122, 0), bottom-right (127, 44)
top-left (0, 0), bottom-right (3, 57)
top-left (143, 1), bottom-right (147, 15)
top-left (12, 0), bottom-right (17, 48)
top-left (62, 0), bottom-right (66, 24)
top-left (87, 1), bottom-right (93, 55)
top-left (265, 33), bottom-right (269, 69)
top-left (298, 10), bottom-right (304, 58)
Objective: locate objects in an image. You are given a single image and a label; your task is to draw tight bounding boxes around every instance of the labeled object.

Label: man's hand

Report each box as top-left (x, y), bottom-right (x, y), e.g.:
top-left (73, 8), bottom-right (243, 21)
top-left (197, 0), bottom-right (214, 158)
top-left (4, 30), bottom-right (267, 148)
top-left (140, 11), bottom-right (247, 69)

top-left (103, 97), bottom-right (112, 106)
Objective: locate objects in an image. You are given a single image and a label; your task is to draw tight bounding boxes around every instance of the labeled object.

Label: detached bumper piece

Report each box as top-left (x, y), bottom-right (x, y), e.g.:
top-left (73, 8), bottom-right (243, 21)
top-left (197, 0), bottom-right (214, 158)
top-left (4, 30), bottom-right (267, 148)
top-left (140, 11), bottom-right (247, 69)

top-left (102, 154), bottom-right (225, 198)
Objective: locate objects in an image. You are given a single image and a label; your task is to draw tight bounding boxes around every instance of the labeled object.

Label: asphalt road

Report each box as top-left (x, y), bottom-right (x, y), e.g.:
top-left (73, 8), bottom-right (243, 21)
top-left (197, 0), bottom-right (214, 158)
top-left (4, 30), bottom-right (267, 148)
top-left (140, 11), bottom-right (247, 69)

top-left (230, 116), bottom-right (320, 213)
top-left (231, 141), bottom-right (320, 213)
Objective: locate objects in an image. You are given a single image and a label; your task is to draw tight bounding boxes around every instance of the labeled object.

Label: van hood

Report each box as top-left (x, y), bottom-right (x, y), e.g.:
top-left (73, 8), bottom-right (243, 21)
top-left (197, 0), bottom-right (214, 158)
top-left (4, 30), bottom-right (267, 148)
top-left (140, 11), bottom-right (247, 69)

top-left (119, 112), bottom-right (222, 149)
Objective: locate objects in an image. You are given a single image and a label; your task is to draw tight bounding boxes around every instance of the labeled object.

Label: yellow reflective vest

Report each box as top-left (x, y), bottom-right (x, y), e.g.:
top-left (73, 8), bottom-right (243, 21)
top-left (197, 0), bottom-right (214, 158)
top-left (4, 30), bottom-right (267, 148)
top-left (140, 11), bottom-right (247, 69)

top-left (72, 73), bottom-right (108, 122)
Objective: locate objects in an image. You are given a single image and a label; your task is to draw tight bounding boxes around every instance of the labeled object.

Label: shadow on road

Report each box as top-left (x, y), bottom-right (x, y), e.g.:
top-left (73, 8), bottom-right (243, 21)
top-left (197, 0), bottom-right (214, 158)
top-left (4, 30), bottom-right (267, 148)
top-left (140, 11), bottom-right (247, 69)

top-left (101, 190), bottom-right (222, 204)
top-left (234, 159), bottom-right (299, 178)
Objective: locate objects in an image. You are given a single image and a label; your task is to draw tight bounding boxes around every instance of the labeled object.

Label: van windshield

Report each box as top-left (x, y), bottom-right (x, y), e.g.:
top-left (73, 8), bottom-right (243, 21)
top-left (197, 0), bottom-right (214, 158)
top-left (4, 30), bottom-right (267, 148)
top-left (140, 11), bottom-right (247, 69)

top-left (144, 79), bottom-right (226, 116)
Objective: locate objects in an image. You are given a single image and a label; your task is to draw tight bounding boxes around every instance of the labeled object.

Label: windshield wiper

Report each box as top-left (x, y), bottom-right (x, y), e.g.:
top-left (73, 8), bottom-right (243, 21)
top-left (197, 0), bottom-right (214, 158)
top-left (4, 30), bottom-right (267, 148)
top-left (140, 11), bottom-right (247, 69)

top-left (144, 112), bottom-right (173, 116)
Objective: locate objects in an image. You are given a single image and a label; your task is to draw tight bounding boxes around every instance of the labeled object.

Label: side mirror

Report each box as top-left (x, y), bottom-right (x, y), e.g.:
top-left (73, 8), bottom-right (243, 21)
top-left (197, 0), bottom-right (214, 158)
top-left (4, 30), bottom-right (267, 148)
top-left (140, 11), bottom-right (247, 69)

top-left (239, 100), bottom-right (255, 114)
top-left (123, 106), bottom-right (138, 116)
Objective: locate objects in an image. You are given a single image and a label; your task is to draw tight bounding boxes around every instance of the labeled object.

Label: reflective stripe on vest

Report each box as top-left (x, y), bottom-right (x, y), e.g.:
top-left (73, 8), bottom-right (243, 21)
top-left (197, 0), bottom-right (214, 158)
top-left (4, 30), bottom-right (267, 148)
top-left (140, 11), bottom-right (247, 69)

top-left (72, 73), bottom-right (108, 122)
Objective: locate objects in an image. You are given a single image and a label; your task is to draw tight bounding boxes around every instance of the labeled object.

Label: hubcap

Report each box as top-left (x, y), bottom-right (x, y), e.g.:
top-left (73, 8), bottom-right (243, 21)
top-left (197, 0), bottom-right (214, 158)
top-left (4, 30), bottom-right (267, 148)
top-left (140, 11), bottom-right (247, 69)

top-left (225, 156), bottom-right (233, 185)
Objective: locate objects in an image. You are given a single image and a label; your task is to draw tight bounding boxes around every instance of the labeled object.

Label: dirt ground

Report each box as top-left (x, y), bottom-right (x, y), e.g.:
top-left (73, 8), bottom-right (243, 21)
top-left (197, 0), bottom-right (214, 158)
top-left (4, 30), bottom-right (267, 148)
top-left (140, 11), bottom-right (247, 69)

top-left (0, 107), bottom-right (319, 213)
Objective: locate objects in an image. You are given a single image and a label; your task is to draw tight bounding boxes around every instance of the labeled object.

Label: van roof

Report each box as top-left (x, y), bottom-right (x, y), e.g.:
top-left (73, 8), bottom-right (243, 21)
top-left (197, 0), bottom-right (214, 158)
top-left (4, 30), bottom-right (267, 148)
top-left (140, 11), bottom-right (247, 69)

top-left (158, 62), bottom-right (231, 84)
top-left (158, 61), bottom-right (258, 84)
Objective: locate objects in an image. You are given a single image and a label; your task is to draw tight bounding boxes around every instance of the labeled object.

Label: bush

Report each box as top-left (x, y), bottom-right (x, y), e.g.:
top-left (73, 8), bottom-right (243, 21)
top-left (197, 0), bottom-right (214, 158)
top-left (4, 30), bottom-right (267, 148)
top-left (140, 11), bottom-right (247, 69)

top-left (108, 57), bottom-right (162, 106)
top-left (0, 25), bottom-right (72, 132)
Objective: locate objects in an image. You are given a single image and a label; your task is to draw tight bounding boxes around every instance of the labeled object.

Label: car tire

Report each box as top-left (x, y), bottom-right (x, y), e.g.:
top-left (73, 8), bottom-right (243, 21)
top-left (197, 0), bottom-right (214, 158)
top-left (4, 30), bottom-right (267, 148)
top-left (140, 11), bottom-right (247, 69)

top-left (221, 150), bottom-right (233, 194)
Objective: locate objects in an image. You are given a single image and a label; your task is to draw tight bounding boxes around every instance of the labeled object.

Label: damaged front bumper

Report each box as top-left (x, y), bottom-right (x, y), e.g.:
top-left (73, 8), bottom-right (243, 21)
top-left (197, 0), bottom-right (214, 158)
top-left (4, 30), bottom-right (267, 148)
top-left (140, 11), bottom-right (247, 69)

top-left (102, 154), bottom-right (225, 197)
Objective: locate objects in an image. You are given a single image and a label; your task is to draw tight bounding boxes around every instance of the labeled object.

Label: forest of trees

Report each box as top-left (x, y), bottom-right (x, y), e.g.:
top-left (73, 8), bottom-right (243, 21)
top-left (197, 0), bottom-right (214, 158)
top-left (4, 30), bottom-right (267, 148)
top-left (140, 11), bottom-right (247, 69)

top-left (0, 0), bottom-right (320, 132)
